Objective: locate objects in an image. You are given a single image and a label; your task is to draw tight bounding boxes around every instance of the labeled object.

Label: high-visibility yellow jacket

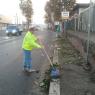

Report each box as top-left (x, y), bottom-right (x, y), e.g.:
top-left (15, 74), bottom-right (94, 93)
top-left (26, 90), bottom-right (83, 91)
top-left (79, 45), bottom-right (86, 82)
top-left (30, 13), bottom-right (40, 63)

top-left (22, 31), bottom-right (41, 50)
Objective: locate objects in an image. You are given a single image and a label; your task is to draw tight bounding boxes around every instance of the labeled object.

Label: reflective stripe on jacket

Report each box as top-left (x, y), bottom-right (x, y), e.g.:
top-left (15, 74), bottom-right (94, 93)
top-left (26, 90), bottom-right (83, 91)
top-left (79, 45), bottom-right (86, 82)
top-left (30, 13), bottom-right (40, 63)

top-left (22, 31), bottom-right (41, 50)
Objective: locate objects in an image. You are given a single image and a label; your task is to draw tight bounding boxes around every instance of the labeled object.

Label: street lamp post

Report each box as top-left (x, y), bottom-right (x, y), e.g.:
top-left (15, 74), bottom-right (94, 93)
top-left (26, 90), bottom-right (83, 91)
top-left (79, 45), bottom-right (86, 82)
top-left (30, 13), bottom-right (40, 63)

top-left (15, 13), bottom-right (19, 25)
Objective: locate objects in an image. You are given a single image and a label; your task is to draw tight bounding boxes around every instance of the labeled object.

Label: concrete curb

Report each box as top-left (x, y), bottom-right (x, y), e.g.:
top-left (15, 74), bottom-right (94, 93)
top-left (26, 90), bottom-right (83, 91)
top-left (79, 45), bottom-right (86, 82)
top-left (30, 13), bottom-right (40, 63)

top-left (49, 79), bottom-right (60, 95)
top-left (49, 48), bottom-right (60, 95)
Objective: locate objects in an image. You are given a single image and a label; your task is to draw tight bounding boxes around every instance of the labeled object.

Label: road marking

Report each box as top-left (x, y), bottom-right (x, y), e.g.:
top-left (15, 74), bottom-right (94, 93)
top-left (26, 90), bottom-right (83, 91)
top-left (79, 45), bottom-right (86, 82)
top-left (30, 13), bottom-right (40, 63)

top-left (0, 37), bottom-right (17, 44)
top-left (0, 36), bottom-right (10, 40)
top-left (3, 36), bottom-right (10, 39)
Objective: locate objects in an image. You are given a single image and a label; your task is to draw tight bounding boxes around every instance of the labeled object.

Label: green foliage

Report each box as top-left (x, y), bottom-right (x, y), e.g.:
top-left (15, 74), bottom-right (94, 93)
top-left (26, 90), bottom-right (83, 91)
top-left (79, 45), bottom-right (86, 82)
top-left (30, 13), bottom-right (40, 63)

top-left (40, 69), bottom-right (51, 92)
top-left (40, 79), bottom-right (50, 92)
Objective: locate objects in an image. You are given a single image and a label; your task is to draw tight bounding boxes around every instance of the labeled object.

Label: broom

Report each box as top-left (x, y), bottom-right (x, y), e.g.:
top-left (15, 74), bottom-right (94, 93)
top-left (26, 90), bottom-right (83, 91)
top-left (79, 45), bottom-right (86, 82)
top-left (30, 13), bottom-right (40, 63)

top-left (39, 39), bottom-right (60, 78)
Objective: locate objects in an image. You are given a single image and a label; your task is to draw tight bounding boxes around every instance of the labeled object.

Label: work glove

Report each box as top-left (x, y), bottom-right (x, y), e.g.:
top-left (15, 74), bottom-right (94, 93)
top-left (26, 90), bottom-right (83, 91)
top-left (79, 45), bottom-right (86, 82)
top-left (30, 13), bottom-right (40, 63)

top-left (41, 45), bottom-right (44, 48)
top-left (37, 45), bottom-right (44, 48)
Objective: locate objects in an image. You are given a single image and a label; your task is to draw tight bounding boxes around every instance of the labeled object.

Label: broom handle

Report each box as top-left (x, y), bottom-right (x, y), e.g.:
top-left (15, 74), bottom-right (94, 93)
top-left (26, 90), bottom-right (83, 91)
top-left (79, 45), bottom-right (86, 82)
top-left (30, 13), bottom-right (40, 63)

top-left (39, 39), bottom-right (53, 67)
top-left (42, 47), bottom-right (53, 67)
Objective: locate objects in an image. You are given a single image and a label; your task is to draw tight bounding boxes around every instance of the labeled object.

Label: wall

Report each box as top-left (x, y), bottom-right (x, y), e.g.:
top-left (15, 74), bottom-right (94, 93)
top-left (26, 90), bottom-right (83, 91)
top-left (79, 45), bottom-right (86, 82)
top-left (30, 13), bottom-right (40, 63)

top-left (67, 32), bottom-right (95, 72)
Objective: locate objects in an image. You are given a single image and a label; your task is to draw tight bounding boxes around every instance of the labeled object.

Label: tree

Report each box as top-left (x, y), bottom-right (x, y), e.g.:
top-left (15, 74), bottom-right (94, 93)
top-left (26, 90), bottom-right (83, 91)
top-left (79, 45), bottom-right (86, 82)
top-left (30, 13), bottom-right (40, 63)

top-left (45, 0), bottom-right (61, 22)
top-left (44, 0), bottom-right (75, 23)
top-left (62, 0), bottom-right (75, 11)
top-left (19, 0), bottom-right (33, 28)
top-left (44, 14), bottom-right (50, 24)
top-left (50, 0), bottom-right (62, 21)
top-left (44, 1), bottom-right (52, 23)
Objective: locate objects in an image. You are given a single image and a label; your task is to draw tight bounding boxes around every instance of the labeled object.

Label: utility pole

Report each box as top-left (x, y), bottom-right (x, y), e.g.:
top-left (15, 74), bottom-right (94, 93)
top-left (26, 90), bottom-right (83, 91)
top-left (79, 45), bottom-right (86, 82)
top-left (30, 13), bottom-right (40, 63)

top-left (16, 13), bottom-right (18, 26)
top-left (86, 0), bottom-right (92, 67)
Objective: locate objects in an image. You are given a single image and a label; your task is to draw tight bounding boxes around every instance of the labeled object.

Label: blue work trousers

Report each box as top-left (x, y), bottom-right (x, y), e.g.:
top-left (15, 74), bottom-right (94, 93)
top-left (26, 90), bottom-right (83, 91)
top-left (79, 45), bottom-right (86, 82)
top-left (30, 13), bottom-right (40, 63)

top-left (23, 49), bottom-right (32, 69)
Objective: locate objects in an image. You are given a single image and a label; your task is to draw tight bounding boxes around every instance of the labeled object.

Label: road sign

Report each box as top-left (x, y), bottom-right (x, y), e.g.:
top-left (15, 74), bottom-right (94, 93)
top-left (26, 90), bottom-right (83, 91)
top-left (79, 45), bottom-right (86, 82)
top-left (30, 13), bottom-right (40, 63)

top-left (61, 11), bottom-right (69, 19)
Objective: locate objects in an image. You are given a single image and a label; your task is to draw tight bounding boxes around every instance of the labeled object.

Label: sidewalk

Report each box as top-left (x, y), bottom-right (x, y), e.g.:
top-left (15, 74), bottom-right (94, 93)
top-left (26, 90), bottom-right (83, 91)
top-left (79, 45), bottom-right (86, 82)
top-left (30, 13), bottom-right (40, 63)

top-left (56, 36), bottom-right (95, 95)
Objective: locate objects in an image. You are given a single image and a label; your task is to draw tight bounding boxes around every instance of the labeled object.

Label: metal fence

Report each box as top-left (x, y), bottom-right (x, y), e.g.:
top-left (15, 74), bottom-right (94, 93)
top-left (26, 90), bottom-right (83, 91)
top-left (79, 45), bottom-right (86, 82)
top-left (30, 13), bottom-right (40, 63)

top-left (68, 4), bottom-right (95, 32)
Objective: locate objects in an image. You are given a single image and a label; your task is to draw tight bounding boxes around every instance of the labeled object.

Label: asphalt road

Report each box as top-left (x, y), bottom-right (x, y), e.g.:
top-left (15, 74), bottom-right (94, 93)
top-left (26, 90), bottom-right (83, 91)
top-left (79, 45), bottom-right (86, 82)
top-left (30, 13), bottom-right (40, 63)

top-left (0, 30), bottom-right (6, 37)
top-left (0, 30), bottom-right (56, 95)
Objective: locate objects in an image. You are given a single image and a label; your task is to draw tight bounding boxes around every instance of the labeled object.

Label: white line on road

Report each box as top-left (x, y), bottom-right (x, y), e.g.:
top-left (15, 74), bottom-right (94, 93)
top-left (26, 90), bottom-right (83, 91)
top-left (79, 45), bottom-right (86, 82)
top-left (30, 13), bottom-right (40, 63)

top-left (0, 37), bottom-right (18, 44)
top-left (3, 36), bottom-right (11, 39)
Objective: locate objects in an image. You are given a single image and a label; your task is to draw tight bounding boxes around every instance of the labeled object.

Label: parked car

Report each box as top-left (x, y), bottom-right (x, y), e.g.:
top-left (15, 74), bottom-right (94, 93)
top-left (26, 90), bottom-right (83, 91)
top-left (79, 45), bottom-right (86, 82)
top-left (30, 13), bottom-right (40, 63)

top-left (6, 25), bottom-right (22, 36)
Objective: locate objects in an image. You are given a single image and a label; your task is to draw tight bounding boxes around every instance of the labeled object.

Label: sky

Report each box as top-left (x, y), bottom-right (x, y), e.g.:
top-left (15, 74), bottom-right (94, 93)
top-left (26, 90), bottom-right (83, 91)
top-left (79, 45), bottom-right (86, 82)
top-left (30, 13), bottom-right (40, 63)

top-left (0, 0), bottom-right (23, 24)
top-left (32, 0), bottom-right (49, 24)
top-left (0, 0), bottom-right (91, 24)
